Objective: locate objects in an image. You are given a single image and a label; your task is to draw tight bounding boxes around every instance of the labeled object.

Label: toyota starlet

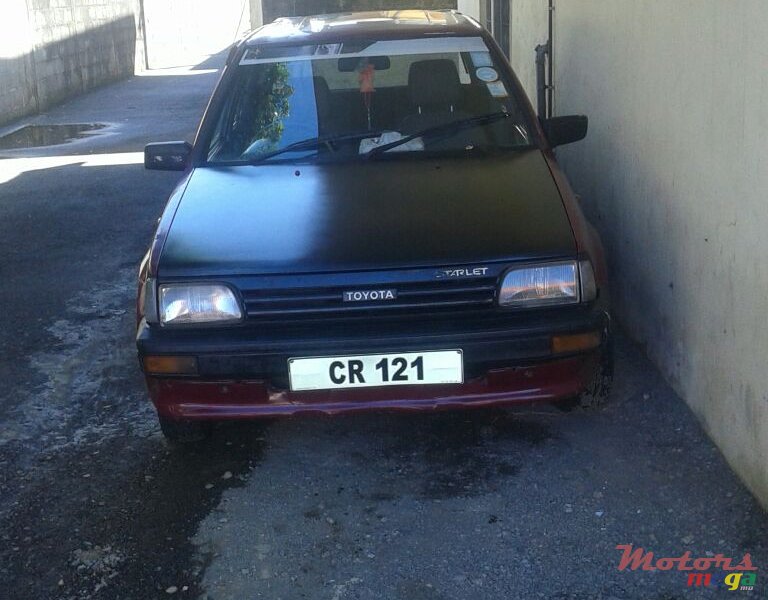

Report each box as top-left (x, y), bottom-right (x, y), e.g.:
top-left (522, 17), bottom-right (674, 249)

top-left (137, 9), bottom-right (612, 442)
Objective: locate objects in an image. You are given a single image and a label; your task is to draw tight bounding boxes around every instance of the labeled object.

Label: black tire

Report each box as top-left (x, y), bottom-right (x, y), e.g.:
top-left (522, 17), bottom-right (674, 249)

top-left (158, 415), bottom-right (212, 444)
top-left (576, 338), bottom-right (614, 409)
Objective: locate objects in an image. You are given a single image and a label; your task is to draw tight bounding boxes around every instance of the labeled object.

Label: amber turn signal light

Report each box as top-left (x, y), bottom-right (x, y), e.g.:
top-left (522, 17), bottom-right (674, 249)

top-left (143, 355), bottom-right (198, 375)
top-left (551, 332), bottom-right (602, 354)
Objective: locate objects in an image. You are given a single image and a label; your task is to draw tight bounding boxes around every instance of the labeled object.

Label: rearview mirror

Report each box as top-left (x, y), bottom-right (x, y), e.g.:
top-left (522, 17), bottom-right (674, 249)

top-left (144, 141), bottom-right (192, 171)
top-left (541, 115), bottom-right (588, 147)
top-left (338, 56), bottom-right (391, 72)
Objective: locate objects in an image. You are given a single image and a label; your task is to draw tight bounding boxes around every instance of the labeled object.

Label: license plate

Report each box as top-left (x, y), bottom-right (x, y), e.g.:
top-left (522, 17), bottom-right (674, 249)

top-left (288, 350), bottom-right (463, 391)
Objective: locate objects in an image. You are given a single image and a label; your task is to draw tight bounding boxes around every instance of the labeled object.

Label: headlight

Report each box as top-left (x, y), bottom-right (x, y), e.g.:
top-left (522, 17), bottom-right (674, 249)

top-left (159, 284), bottom-right (242, 325)
top-left (498, 261), bottom-right (580, 307)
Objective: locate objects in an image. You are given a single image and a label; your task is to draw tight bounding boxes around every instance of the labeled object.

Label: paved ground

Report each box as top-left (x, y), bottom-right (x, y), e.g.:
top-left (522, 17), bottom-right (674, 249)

top-left (0, 58), bottom-right (766, 600)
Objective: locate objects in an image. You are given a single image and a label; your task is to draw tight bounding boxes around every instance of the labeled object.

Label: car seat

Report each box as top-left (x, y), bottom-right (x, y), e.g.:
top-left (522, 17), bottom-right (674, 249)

top-left (400, 59), bottom-right (470, 134)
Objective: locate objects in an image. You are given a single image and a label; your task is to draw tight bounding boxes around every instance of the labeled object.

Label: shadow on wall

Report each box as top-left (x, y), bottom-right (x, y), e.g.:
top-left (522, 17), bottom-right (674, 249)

top-left (0, 15), bottom-right (138, 128)
top-left (262, 0), bottom-right (457, 22)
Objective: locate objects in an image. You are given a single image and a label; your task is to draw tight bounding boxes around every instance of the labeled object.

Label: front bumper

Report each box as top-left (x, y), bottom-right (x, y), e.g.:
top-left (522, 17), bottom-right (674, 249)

top-left (137, 305), bottom-right (610, 419)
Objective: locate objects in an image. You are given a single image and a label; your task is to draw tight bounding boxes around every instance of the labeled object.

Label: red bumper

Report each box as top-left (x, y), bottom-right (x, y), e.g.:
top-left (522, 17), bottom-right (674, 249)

top-left (146, 353), bottom-right (599, 419)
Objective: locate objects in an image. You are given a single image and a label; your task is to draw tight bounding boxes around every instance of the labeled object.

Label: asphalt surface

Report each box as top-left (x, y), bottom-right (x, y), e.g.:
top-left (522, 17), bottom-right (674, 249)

top-left (0, 57), bottom-right (766, 600)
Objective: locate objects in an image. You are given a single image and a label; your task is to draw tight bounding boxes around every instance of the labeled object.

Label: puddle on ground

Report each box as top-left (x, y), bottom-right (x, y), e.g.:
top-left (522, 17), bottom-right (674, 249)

top-left (0, 123), bottom-right (106, 150)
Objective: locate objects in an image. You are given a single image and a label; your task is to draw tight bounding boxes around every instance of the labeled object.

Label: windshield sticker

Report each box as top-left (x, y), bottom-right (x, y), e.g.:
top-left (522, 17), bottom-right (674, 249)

top-left (240, 37), bottom-right (489, 65)
top-left (470, 51), bottom-right (493, 67)
top-left (486, 80), bottom-right (508, 98)
top-left (475, 67), bottom-right (498, 82)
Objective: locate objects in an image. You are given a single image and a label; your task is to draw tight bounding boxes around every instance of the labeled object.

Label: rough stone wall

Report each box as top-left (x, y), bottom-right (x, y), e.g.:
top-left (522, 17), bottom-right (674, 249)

top-left (0, 2), bottom-right (39, 126)
top-left (0, 0), bottom-right (143, 127)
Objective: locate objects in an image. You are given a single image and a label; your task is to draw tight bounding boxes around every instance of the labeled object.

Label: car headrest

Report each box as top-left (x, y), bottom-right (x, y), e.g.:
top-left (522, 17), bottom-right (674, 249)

top-left (408, 59), bottom-right (462, 109)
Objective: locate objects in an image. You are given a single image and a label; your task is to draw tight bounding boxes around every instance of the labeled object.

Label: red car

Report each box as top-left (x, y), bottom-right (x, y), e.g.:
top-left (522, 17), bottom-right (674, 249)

top-left (137, 10), bottom-right (612, 442)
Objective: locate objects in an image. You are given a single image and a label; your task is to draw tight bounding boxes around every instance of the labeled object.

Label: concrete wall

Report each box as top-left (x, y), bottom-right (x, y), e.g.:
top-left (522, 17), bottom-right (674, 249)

top-left (0, 0), bottom-right (264, 125)
top-left (508, 0), bottom-right (547, 110)
top-left (0, 0), bottom-right (143, 127)
top-left (509, 0), bottom-right (768, 508)
top-left (142, 0), bottom-right (259, 69)
top-left (456, 0), bottom-right (480, 20)
top-left (0, 2), bottom-right (38, 126)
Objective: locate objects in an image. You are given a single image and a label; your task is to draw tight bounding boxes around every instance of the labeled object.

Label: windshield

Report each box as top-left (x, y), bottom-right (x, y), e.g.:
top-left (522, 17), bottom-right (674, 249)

top-left (206, 37), bottom-right (532, 164)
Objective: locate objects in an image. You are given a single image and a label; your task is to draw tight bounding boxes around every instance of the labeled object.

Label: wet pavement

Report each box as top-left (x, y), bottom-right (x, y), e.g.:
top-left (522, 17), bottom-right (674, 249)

top-left (0, 124), bottom-right (107, 151)
top-left (0, 57), bottom-right (766, 600)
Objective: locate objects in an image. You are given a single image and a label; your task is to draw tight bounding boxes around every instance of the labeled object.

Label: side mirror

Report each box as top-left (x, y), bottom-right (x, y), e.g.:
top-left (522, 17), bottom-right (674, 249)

top-left (144, 141), bottom-right (192, 171)
top-left (541, 115), bottom-right (588, 147)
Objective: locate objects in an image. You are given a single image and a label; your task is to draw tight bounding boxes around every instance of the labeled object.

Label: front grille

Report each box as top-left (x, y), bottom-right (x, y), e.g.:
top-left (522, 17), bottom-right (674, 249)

top-left (241, 277), bottom-right (498, 321)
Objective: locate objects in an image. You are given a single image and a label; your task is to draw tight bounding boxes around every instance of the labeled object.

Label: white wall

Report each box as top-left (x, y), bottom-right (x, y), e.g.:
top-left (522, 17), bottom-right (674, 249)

top-left (508, 0), bottom-right (548, 108)
top-left (0, 0), bottom-right (38, 124)
top-left (457, 0), bottom-right (481, 20)
top-left (513, 0), bottom-right (768, 508)
top-left (0, 0), bottom-right (143, 126)
top-left (143, 0), bottom-right (254, 69)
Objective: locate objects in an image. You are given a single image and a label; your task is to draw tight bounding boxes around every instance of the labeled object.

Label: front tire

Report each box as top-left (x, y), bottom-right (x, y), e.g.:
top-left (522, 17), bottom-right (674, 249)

top-left (576, 339), bottom-right (614, 409)
top-left (158, 415), bottom-right (211, 444)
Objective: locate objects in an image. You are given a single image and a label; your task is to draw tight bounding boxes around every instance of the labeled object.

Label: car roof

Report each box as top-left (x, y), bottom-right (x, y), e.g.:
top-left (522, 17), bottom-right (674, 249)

top-left (243, 10), bottom-right (482, 46)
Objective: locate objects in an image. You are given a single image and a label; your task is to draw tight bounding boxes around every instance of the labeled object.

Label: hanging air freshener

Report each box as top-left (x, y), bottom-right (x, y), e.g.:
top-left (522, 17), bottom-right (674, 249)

top-left (358, 62), bottom-right (376, 130)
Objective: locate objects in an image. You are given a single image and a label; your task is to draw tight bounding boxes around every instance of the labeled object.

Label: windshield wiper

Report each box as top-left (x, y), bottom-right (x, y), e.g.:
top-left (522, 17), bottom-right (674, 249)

top-left (248, 130), bottom-right (384, 164)
top-left (364, 111), bottom-right (512, 159)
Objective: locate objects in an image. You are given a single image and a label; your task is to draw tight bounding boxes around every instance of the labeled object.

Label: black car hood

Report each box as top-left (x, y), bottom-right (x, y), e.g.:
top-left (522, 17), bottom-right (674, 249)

top-left (158, 150), bottom-right (575, 278)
